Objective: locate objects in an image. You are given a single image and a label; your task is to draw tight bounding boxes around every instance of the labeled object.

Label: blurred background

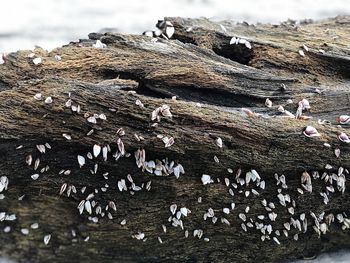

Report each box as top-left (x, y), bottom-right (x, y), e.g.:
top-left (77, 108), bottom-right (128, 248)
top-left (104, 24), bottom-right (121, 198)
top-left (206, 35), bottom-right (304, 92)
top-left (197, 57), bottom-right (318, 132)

top-left (0, 0), bottom-right (349, 262)
top-left (0, 0), bottom-right (350, 53)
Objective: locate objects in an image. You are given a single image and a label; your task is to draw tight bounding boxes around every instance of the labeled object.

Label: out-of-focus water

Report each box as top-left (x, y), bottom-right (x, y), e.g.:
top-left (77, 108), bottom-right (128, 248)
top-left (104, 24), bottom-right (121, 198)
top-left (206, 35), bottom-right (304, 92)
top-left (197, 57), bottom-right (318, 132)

top-left (0, 0), bottom-right (349, 262)
top-left (293, 250), bottom-right (350, 263)
top-left (0, 0), bottom-right (349, 53)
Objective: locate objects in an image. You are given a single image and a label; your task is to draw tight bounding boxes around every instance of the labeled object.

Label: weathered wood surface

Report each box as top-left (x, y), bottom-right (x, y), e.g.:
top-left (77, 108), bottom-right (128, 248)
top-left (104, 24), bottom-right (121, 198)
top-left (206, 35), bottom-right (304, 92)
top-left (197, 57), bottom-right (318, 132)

top-left (0, 16), bottom-right (350, 263)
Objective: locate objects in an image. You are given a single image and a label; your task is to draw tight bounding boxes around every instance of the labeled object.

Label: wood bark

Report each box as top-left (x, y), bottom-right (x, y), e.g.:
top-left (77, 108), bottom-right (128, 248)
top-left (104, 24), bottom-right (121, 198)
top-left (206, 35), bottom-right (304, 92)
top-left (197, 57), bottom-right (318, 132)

top-left (0, 16), bottom-right (350, 263)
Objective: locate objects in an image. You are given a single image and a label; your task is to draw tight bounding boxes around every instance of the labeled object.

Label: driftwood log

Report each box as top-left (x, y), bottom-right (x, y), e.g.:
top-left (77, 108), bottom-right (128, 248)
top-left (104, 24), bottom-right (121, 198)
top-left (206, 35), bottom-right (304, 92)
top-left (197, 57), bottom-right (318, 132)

top-left (0, 16), bottom-right (350, 263)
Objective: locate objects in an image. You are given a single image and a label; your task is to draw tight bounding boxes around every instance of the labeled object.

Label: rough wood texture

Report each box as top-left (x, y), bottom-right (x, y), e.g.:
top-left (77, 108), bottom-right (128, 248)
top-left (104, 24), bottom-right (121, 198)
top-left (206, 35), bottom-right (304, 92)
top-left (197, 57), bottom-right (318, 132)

top-left (0, 16), bottom-right (350, 263)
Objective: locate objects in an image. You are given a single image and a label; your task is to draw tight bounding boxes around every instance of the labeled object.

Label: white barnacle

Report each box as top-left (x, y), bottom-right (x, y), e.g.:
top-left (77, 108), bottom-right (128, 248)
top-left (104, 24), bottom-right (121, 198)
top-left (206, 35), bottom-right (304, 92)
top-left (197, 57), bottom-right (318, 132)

top-left (152, 104), bottom-right (172, 121)
top-left (334, 148), bottom-right (340, 158)
top-left (214, 156), bottom-right (219, 163)
top-left (93, 40), bottom-right (106, 48)
top-left (273, 236), bottom-right (280, 245)
top-left (173, 164), bottom-right (185, 179)
top-left (239, 213), bottom-right (246, 222)
top-left (132, 232), bottom-right (145, 240)
top-left (170, 204), bottom-right (177, 215)
top-left (21, 228), bottom-right (29, 235)
top-left (337, 115), bottom-right (350, 124)
top-left (221, 217), bottom-right (230, 226)
top-left (30, 223), bottom-right (39, 229)
top-left (84, 200), bottom-right (92, 214)
top-left (160, 105), bottom-right (172, 118)
top-left (238, 38), bottom-right (252, 49)
top-left (5, 214), bottom-right (16, 221)
top-left (223, 208), bottom-right (230, 214)
top-left (87, 116), bottom-right (97, 124)
top-left (117, 179), bottom-right (126, 192)
top-left (44, 234), bottom-right (51, 245)
top-left (0, 176), bottom-right (9, 193)
top-left (31, 174), bottom-right (39, 180)
top-left (25, 155), bottom-right (33, 166)
top-left (34, 93), bottom-right (42, 100)
top-left (201, 174), bottom-right (213, 185)
top-left (303, 126), bottom-right (320, 138)
top-left (259, 181), bottom-right (266, 190)
top-left (44, 97), bottom-right (53, 104)
top-left (215, 137), bottom-right (223, 148)
top-left (109, 201), bottom-right (117, 211)
top-left (102, 146), bottom-right (108, 161)
top-left (229, 37), bottom-right (238, 45)
top-left (59, 183), bottom-right (67, 195)
top-left (33, 57), bottom-right (42, 65)
top-left (288, 207), bottom-right (295, 215)
top-left (77, 200), bottom-right (85, 214)
top-left (320, 223), bottom-right (328, 234)
top-left (251, 169), bottom-right (261, 182)
top-left (135, 99), bottom-right (145, 108)
top-left (36, 144), bottom-right (46, 153)
top-left (162, 136), bottom-right (175, 148)
top-left (269, 212), bottom-right (277, 221)
top-left (93, 144), bottom-right (101, 158)
top-left (278, 105), bottom-right (285, 113)
top-left (284, 222), bottom-right (290, 231)
top-left (117, 138), bottom-right (125, 155)
top-left (338, 132), bottom-right (350, 143)
top-left (165, 25), bottom-right (175, 38)
top-left (301, 99), bottom-right (311, 110)
top-left (77, 155), bottom-right (85, 168)
top-left (265, 98), bottom-right (272, 108)
top-left (224, 178), bottom-right (230, 187)
top-left (277, 193), bottom-right (286, 206)
top-left (62, 133), bottom-right (72, 141)
top-left (180, 207), bottom-right (189, 217)
top-left (98, 113), bottom-right (107, 120)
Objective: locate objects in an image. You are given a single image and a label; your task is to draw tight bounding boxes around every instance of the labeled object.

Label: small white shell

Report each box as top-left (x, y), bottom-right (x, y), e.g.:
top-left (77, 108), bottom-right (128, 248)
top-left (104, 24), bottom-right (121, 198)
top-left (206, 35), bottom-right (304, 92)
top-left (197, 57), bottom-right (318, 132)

top-left (34, 93), bottom-right (42, 100)
top-left (31, 174), bottom-right (39, 180)
top-left (303, 126), bottom-right (320, 137)
top-left (335, 148), bottom-right (340, 158)
top-left (215, 137), bottom-right (223, 148)
top-left (93, 40), bottom-right (106, 49)
top-left (165, 26), bottom-right (175, 38)
top-left (33, 57), bottom-right (42, 65)
top-left (44, 234), bottom-right (51, 245)
top-left (265, 98), bottom-right (272, 108)
top-left (201, 174), bottom-right (213, 185)
top-left (44, 97), bottom-right (53, 104)
top-left (93, 144), bottom-right (101, 158)
top-left (170, 204), bottom-right (177, 215)
top-left (62, 133), bottom-right (71, 140)
top-left (338, 132), bottom-right (350, 143)
top-left (77, 155), bottom-right (85, 168)
top-left (21, 228), bottom-right (29, 235)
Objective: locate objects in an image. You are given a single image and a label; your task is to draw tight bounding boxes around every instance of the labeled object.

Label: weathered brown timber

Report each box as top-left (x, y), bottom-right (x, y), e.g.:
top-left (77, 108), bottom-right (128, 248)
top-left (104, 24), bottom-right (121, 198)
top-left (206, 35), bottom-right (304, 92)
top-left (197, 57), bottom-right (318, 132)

top-left (0, 16), bottom-right (350, 263)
